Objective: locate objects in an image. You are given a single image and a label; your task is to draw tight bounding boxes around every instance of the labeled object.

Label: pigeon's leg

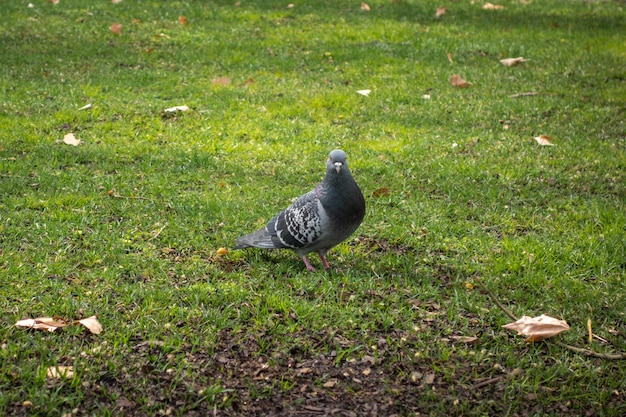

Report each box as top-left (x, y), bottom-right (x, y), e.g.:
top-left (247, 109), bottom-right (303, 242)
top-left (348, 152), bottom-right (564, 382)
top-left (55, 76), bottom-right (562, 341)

top-left (301, 256), bottom-right (317, 272)
top-left (318, 253), bottom-right (330, 270)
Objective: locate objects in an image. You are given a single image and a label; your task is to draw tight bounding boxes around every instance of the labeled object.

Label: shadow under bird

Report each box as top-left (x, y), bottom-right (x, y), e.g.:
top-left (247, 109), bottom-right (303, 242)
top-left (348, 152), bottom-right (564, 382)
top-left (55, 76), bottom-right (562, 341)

top-left (233, 149), bottom-right (366, 271)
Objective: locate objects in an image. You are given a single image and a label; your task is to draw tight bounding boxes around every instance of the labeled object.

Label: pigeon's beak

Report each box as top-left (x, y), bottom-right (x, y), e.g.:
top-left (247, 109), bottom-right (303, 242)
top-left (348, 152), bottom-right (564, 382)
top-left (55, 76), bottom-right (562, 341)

top-left (334, 161), bottom-right (342, 173)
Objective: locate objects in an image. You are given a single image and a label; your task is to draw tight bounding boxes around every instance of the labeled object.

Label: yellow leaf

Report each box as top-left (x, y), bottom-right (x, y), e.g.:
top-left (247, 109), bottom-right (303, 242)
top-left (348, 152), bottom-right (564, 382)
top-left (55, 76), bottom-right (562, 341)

top-left (216, 247), bottom-right (229, 256)
top-left (502, 314), bottom-right (570, 342)
top-left (450, 74), bottom-right (471, 88)
top-left (46, 366), bottom-right (74, 380)
top-left (361, 3), bottom-right (371, 11)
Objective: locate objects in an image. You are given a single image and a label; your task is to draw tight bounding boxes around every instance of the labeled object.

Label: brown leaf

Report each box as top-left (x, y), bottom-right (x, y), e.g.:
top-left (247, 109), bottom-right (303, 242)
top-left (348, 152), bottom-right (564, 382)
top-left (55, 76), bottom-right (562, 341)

top-left (423, 373), bottom-right (435, 384)
top-left (46, 366), bottom-right (74, 380)
top-left (482, 3), bottom-right (505, 10)
top-left (534, 135), bottom-right (555, 146)
top-left (450, 74), bottom-right (471, 88)
top-left (502, 314), bottom-right (570, 342)
top-left (436, 7), bottom-right (447, 18)
top-left (212, 77), bottom-right (231, 86)
top-left (323, 379), bottom-right (338, 388)
top-left (15, 317), bottom-right (68, 332)
top-left (372, 187), bottom-right (390, 198)
top-left (109, 23), bottom-right (122, 34)
top-left (77, 316), bottom-right (103, 334)
top-left (500, 57), bottom-right (527, 67)
top-left (361, 2), bottom-right (371, 11)
top-left (178, 15), bottom-right (187, 25)
top-left (447, 52), bottom-right (454, 64)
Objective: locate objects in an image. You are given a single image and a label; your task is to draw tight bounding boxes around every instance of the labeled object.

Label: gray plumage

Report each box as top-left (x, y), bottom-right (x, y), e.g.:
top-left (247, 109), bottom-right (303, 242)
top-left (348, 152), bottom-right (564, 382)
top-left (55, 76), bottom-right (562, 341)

top-left (233, 149), bottom-right (366, 271)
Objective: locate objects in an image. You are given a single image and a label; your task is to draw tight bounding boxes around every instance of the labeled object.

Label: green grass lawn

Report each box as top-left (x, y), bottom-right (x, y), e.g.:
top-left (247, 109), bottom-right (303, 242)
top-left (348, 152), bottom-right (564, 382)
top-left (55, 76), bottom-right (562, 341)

top-left (1, 0), bottom-right (625, 415)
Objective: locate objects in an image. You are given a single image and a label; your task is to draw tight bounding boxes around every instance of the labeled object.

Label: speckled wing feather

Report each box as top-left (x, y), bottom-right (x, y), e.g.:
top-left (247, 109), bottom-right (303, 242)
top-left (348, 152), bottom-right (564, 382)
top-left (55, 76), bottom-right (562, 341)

top-left (267, 189), bottom-right (323, 249)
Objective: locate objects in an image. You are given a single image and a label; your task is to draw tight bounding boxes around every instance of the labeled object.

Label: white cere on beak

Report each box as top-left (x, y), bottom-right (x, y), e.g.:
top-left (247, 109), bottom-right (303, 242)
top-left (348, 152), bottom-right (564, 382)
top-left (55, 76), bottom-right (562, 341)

top-left (334, 161), bottom-right (342, 173)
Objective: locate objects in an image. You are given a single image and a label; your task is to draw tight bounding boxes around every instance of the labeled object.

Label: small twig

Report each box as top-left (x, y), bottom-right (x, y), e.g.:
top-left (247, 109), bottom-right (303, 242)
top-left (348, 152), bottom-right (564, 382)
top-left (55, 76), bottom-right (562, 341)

top-left (473, 375), bottom-right (505, 389)
top-left (149, 224), bottom-right (168, 241)
top-left (108, 193), bottom-right (153, 202)
top-left (475, 279), bottom-right (626, 360)
top-left (474, 280), bottom-right (517, 321)
top-left (509, 92), bottom-right (538, 98)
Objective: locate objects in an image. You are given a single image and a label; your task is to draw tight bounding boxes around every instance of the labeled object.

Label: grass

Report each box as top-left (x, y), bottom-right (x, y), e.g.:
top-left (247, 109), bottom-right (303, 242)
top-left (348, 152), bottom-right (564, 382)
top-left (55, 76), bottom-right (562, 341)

top-left (1, 0), bottom-right (625, 415)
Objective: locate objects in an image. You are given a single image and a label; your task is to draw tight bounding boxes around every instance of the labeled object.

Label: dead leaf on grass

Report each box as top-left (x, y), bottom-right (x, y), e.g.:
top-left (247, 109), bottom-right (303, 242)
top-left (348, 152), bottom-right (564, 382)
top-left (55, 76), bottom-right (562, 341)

top-left (15, 317), bottom-right (68, 332)
top-left (78, 103), bottom-right (92, 111)
top-left (178, 15), bottom-right (187, 25)
top-left (483, 3), bottom-right (505, 10)
top-left (361, 2), bottom-right (371, 11)
top-left (323, 379), bottom-right (338, 388)
top-left (450, 74), bottom-right (471, 88)
top-left (447, 52), bottom-right (454, 64)
top-left (502, 314), bottom-right (570, 342)
top-left (534, 135), bottom-right (555, 146)
top-left (372, 187), bottom-right (390, 198)
top-left (436, 7), bottom-right (447, 18)
top-left (109, 23), bottom-right (123, 34)
top-left (212, 77), bottom-right (231, 86)
top-left (78, 316), bottom-right (103, 334)
top-left (61, 133), bottom-right (81, 146)
top-left (450, 335), bottom-right (479, 344)
top-left (356, 89), bottom-right (371, 96)
top-left (46, 366), bottom-right (74, 380)
top-left (163, 105), bottom-right (189, 113)
top-left (500, 57), bottom-right (527, 67)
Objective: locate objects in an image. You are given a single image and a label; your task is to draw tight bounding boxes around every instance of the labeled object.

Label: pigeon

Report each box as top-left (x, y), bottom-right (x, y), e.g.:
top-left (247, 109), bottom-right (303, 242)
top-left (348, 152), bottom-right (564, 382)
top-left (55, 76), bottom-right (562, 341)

top-left (233, 149), bottom-right (366, 271)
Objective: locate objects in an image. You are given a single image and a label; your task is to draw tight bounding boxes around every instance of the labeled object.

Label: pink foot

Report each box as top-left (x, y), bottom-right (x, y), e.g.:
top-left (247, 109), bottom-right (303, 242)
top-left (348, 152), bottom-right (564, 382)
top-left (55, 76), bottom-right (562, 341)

top-left (319, 254), bottom-right (330, 270)
top-left (302, 256), bottom-right (316, 272)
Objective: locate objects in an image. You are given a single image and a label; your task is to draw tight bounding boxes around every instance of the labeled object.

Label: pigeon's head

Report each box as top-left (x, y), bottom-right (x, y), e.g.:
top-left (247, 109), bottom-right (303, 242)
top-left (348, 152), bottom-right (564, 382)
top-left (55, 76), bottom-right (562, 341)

top-left (327, 149), bottom-right (348, 174)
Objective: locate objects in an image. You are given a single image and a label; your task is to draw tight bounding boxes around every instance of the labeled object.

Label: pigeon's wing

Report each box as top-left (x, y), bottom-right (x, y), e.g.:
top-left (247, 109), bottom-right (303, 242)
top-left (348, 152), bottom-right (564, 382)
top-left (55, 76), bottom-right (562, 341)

top-left (267, 190), bottom-right (324, 250)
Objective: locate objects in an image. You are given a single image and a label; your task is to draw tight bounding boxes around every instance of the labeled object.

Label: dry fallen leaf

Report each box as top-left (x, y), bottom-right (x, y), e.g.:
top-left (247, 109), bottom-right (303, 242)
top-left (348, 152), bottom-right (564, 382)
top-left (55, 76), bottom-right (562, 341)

top-left (63, 133), bottom-right (81, 146)
top-left (361, 2), bottom-right (371, 11)
top-left (372, 187), bottom-right (390, 198)
top-left (178, 15), bottom-right (187, 25)
top-left (163, 105), bottom-right (189, 113)
top-left (502, 314), bottom-right (570, 342)
top-left (216, 247), bottom-right (229, 256)
top-left (483, 3), bottom-right (505, 10)
top-left (78, 103), bottom-right (92, 111)
top-left (534, 135), bottom-right (555, 146)
top-left (47, 0), bottom-right (59, 4)
top-left (78, 316), bottom-right (103, 334)
top-left (112, 0), bottom-right (123, 3)
top-left (323, 379), bottom-right (338, 388)
top-left (212, 77), bottom-right (231, 86)
top-left (356, 89), bottom-right (371, 96)
top-left (447, 52), bottom-right (454, 64)
top-left (15, 317), bottom-right (68, 332)
top-left (450, 74), bottom-right (472, 88)
top-left (450, 335), bottom-right (479, 344)
top-left (109, 23), bottom-right (123, 34)
top-left (46, 366), bottom-right (74, 380)
top-left (500, 57), bottom-right (527, 67)
top-left (436, 7), bottom-right (447, 18)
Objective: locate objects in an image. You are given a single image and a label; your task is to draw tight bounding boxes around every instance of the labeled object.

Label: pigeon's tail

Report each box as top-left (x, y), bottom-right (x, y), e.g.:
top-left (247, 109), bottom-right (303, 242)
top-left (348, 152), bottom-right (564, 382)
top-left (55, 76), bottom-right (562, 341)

top-left (233, 228), bottom-right (276, 250)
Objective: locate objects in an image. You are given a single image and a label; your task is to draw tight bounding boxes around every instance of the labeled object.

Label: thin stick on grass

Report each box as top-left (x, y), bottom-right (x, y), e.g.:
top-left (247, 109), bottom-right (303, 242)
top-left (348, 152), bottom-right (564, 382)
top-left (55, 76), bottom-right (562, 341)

top-left (475, 279), bottom-right (626, 360)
